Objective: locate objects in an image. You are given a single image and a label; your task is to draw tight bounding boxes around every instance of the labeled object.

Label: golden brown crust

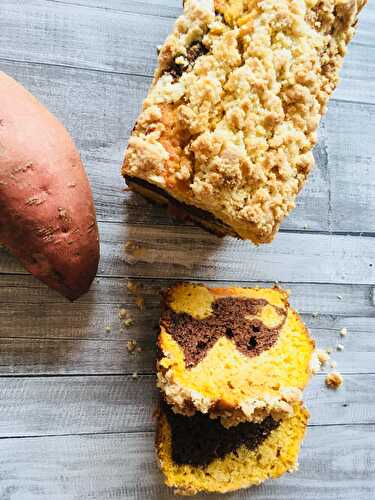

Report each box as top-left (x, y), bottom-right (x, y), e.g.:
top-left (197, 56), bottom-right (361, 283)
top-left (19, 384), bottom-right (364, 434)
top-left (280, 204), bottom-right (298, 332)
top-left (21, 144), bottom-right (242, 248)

top-left (123, 0), bottom-right (366, 243)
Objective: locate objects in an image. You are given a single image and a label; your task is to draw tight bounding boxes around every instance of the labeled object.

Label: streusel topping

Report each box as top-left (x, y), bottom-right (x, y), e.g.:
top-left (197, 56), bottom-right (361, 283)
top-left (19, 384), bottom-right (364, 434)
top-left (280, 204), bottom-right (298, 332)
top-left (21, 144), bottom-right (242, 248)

top-left (124, 0), bottom-right (365, 241)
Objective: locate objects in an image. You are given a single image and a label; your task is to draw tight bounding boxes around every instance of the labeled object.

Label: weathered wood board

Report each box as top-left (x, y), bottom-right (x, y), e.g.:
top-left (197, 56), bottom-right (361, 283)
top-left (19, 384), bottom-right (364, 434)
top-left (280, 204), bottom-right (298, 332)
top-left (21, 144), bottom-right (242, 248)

top-left (0, 0), bottom-right (374, 498)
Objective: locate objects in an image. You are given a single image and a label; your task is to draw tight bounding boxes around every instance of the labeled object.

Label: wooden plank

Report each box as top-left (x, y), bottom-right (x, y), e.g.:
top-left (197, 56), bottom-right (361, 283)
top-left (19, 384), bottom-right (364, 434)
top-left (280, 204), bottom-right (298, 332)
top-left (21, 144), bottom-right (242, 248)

top-left (39, 0), bottom-right (375, 50)
top-left (0, 321), bottom-right (372, 375)
top-left (0, 222), bottom-right (374, 283)
top-left (1, 274), bottom-right (374, 316)
top-left (44, 0), bottom-right (182, 19)
top-left (327, 100), bottom-right (375, 232)
top-left (0, 0), bottom-right (174, 76)
top-left (0, 374), bottom-right (372, 438)
top-left (0, 425), bottom-right (373, 499)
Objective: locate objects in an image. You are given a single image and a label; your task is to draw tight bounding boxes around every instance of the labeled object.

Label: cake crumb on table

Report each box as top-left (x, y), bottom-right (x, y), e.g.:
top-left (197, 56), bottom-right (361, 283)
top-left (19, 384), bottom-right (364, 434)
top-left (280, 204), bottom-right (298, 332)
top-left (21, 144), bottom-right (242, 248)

top-left (325, 371), bottom-right (344, 389)
top-left (317, 349), bottom-right (330, 365)
top-left (118, 308), bottom-right (129, 320)
top-left (127, 280), bottom-right (145, 310)
top-left (337, 344), bottom-right (344, 351)
top-left (132, 372), bottom-right (138, 379)
top-left (127, 340), bottom-right (138, 354)
top-left (134, 296), bottom-right (145, 310)
top-left (330, 360), bottom-right (337, 369)
top-left (340, 327), bottom-right (348, 337)
top-left (105, 325), bottom-right (111, 333)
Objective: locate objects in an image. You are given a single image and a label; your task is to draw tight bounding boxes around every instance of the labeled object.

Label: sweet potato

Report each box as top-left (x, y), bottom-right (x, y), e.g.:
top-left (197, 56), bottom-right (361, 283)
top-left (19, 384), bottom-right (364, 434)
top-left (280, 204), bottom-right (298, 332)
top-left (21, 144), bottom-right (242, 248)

top-left (0, 72), bottom-right (99, 300)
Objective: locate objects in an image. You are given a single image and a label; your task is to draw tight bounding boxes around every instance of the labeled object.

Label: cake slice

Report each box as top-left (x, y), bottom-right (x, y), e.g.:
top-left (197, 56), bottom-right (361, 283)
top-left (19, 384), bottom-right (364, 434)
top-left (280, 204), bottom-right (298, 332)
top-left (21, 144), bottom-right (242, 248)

top-left (156, 400), bottom-right (309, 495)
top-left (123, 0), bottom-right (366, 243)
top-left (157, 283), bottom-right (314, 426)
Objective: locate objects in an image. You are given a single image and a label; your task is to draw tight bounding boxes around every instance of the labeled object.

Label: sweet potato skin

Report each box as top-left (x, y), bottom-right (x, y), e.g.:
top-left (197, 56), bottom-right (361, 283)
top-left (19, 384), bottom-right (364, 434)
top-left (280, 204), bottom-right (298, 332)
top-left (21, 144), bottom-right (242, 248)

top-left (0, 72), bottom-right (99, 300)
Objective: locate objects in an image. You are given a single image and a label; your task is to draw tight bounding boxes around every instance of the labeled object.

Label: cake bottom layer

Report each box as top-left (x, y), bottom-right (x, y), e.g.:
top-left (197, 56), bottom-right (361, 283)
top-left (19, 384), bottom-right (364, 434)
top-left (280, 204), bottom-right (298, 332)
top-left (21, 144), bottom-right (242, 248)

top-left (125, 176), bottom-right (239, 238)
top-left (161, 401), bottom-right (279, 467)
top-left (156, 402), bottom-right (309, 495)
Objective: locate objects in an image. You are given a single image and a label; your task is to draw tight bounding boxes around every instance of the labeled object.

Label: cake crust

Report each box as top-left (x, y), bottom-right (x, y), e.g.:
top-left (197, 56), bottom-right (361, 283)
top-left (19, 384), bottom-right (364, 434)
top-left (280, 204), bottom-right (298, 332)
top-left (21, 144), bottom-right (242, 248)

top-left (123, 0), bottom-right (367, 243)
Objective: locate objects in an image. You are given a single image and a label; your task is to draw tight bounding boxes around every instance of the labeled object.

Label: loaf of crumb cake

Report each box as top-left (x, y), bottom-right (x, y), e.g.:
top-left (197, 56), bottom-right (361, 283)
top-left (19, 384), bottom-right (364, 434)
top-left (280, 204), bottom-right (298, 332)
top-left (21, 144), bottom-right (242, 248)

top-left (156, 400), bottom-right (309, 495)
top-left (157, 283), bottom-right (314, 427)
top-left (123, 0), bottom-right (366, 243)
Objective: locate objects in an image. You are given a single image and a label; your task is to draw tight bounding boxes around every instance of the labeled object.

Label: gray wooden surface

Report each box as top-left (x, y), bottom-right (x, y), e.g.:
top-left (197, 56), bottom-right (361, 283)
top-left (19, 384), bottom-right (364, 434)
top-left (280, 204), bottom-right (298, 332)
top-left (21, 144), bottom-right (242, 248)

top-left (0, 1), bottom-right (374, 498)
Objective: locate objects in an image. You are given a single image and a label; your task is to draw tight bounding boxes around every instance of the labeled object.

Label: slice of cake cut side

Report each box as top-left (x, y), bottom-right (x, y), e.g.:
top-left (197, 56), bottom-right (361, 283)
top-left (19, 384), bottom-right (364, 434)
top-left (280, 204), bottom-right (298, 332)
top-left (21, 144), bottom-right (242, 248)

top-left (156, 400), bottom-right (309, 495)
top-left (123, 0), bottom-right (367, 244)
top-left (157, 283), bottom-right (315, 427)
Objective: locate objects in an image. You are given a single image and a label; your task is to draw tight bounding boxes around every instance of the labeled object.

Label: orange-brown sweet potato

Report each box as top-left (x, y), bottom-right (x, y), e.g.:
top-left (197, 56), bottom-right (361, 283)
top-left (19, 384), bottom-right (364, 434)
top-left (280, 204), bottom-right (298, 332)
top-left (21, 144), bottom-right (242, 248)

top-left (0, 72), bottom-right (99, 300)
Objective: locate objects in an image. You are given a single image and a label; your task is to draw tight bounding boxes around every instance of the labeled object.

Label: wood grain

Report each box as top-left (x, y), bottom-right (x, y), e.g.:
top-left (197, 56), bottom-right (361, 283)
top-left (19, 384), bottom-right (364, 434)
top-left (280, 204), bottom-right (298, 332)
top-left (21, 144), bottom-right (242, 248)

top-left (0, 0), bottom-right (374, 497)
top-left (0, 425), bottom-right (373, 500)
top-left (0, 223), bottom-right (374, 284)
top-left (0, 275), bottom-right (374, 376)
top-left (0, 374), bottom-right (372, 438)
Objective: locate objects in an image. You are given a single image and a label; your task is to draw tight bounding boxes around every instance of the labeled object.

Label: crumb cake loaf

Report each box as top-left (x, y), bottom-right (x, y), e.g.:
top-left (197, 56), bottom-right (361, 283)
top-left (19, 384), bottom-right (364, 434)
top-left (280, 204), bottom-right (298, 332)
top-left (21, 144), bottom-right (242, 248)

top-left (156, 400), bottom-right (309, 495)
top-left (123, 0), bottom-right (366, 243)
top-left (157, 283), bottom-right (314, 426)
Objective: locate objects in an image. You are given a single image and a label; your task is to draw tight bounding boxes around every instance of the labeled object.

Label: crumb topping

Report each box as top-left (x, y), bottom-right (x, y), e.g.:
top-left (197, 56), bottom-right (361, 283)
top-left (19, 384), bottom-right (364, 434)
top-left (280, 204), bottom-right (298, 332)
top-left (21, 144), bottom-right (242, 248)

top-left (124, 0), bottom-right (366, 242)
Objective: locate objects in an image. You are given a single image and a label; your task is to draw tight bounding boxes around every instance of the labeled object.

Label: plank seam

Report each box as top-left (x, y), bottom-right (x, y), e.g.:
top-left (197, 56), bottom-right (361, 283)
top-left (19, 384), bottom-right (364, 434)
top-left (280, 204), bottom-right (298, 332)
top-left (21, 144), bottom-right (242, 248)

top-left (0, 272), bottom-right (374, 289)
top-left (44, 0), bottom-right (180, 19)
top-left (0, 421), bottom-right (373, 441)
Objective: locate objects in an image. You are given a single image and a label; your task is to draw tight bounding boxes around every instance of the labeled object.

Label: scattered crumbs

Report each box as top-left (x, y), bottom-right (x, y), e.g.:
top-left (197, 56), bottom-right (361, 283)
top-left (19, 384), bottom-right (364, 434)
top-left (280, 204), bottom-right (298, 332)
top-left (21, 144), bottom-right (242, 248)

top-left (128, 279), bottom-right (145, 310)
top-left (127, 280), bottom-right (141, 295)
top-left (124, 240), bottom-right (145, 265)
top-left (317, 349), bottom-right (330, 365)
top-left (312, 312), bottom-right (319, 318)
top-left (124, 318), bottom-right (134, 328)
top-left (337, 295), bottom-right (343, 300)
top-left (337, 344), bottom-right (344, 351)
top-left (132, 372), bottom-right (138, 379)
top-left (326, 347), bottom-right (333, 355)
top-left (127, 340), bottom-right (138, 353)
top-left (118, 308), bottom-right (129, 320)
top-left (310, 351), bottom-right (320, 375)
top-left (340, 327), bottom-right (348, 337)
top-left (325, 371), bottom-right (344, 389)
top-left (105, 326), bottom-right (111, 333)
top-left (136, 346), bottom-right (142, 353)
top-left (135, 296), bottom-right (145, 310)
top-left (330, 360), bottom-right (337, 369)
top-left (124, 240), bottom-right (139, 253)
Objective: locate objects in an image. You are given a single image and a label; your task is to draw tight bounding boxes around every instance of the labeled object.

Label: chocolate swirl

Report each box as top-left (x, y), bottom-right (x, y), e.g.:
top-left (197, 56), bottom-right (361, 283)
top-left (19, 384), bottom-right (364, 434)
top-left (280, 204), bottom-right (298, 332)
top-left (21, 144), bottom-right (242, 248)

top-left (161, 295), bottom-right (287, 367)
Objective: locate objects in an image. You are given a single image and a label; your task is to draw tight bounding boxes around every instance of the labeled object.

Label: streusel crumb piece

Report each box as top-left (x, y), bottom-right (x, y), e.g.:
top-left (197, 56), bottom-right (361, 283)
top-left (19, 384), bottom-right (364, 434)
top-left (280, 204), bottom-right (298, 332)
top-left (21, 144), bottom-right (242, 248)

top-left (325, 371), bottom-right (343, 389)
